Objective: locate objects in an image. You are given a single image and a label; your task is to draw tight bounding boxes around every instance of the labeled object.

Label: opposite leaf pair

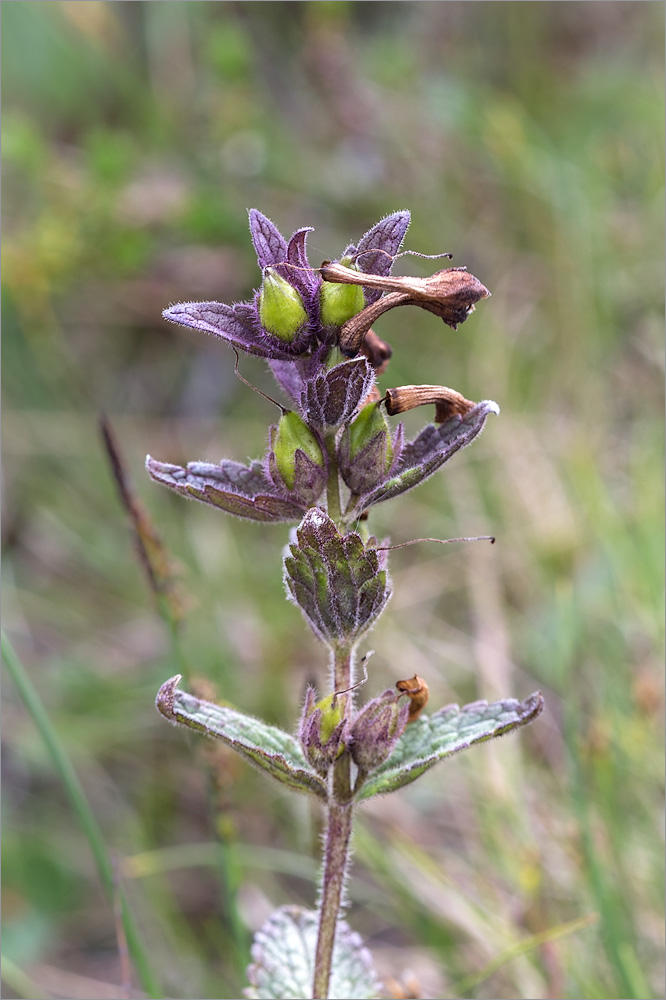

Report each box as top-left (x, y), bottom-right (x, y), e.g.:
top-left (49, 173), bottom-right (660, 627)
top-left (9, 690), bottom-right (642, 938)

top-left (155, 669), bottom-right (544, 805)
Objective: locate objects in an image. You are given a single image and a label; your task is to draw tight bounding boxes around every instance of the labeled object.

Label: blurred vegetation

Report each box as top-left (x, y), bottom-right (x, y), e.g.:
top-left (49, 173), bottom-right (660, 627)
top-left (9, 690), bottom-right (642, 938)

top-left (2, 3), bottom-right (664, 999)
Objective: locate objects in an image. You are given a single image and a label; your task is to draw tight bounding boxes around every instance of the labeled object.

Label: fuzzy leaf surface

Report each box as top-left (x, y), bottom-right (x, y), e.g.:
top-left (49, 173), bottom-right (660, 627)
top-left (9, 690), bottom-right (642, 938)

top-left (301, 358), bottom-right (375, 428)
top-left (246, 905), bottom-right (381, 1000)
top-left (356, 692), bottom-right (544, 801)
top-left (352, 210), bottom-right (411, 304)
top-left (156, 676), bottom-right (327, 800)
top-left (249, 209), bottom-right (288, 270)
top-left (146, 456), bottom-right (306, 523)
top-left (162, 300), bottom-right (299, 361)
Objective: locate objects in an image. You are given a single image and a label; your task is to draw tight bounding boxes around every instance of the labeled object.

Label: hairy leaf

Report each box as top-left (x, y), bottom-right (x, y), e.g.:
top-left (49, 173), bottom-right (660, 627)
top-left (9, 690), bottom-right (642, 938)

top-left (301, 358), bottom-right (375, 428)
top-left (156, 676), bottom-right (327, 800)
top-left (162, 301), bottom-right (297, 361)
top-left (246, 905), bottom-right (381, 1000)
top-left (249, 209), bottom-right (288, 270)
top-left (146, 456), bottom-right (306, 523)
top-left (356, 692), bottom-right (544, 801)
top-left (352, 210), bottom-right (411, 304)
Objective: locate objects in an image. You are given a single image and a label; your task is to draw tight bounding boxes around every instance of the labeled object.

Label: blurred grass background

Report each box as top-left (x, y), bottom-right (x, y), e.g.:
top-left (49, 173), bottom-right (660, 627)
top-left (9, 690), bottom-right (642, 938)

top-left (2, 3), bottom-right (664, 999)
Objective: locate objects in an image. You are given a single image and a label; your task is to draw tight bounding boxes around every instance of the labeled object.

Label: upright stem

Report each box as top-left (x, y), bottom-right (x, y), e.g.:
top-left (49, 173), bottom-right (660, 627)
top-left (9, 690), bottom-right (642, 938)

top-left (312, 796), bottom-right (353, 999)
top-left (324, 431), bottom-right (342, 524)
top-left (312, 644), bottom-right (355, 999)
top-left (313, 430), bottom-right (361, 999)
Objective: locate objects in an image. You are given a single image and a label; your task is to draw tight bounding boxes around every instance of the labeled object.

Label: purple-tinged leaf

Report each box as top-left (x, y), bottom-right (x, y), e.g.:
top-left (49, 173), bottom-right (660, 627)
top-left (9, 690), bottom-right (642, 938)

top-left (356, 691), bottom-right (544, 801)
top-left (301, 358), bottom-right (375, 428)
top-left (146, 455), bottom-right (306, 523)
top-left (246, 905), bottom-right (381, 1000)
top-left (248, 209), bottom-right (288, 270)
top-left (163, 300), bottom-right (299, 360)
top-left (353, 210), bottom-right (411, 304)
top-left (157, 676), bottom-right (327, 800)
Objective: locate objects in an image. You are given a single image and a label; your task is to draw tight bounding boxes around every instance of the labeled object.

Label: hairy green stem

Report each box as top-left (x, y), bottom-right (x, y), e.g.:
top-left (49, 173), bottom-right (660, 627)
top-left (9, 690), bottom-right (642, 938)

top-left (324, 431), bottom-right (342, 524)
top-left (313, 643), bottom-right (356, 998)
top-left (312, 796), bottom-right (354, 999)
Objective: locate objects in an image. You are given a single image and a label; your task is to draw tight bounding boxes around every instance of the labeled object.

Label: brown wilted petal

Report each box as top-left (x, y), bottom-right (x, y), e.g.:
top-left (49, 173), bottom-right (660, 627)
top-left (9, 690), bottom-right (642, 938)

top-left (395, 674), bottom-right (430, 722)
top-left (360, 328), bottom-right (393, 375)
top-left (385, 385), bottom-right (476, 423)
top-left (319, 260), bottom-right (490, 356)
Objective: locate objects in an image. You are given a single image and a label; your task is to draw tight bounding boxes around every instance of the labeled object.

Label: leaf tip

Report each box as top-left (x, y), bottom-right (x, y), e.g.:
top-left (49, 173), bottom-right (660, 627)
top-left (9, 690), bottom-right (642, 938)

top-left (523, 690), bottom-right (545, 722)
top-left (156, 674), bottom-right (183, 720)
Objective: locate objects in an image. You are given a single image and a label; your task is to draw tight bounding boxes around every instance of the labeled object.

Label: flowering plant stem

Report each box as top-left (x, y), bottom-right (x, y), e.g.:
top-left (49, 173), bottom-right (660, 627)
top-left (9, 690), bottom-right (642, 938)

top-left (149, 209), bottom-right (544, 1000)
top-left (312, 414), bottom-right (355, 992)
top-left (324, 431), bottom-right (343, 524)
top-left (314, 758), bottom-right (354, 998)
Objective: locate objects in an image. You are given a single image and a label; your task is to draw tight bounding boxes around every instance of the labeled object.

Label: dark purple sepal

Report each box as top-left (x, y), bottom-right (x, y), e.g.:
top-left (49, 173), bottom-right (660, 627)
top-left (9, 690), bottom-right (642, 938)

top-left (350, 689), bottom-right (409, 772)
top-left (354, 400), bottom-right (499, 512)
top-left (348, 211), bottom-right (411, 305)
top-left (301, 358), bottom-right (375, 429)
top-left (283, 508), bottom-right (391, 647)
top-left (248, 209), bottom-right (288, 270)
top-left (146, 455), bottom-right (306, 523)
top-left (283, 227), bottom-right (320, 299)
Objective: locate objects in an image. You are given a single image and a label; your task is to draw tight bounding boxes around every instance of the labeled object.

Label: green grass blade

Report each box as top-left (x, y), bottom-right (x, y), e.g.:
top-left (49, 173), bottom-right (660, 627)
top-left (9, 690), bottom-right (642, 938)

top-left (449, 913), bottom-right (599, 997)
top-left (1, 632), bottom-right (162, 999)
top-left (1, 957), bottom-right (51, 1000)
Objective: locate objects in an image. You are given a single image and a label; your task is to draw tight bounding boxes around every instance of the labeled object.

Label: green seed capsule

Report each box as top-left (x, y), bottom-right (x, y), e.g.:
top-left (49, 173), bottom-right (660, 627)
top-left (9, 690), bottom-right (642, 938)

top-left (313, 693), bottom-right (344, 744)
top-left (319, 256), bottom-right (365, 328)
top-left (258, 267), bottom-right (308, 342)
top-left (273, 412), bottom-right (324, 491)
top-left (348, 401), bottom-right (393, 469)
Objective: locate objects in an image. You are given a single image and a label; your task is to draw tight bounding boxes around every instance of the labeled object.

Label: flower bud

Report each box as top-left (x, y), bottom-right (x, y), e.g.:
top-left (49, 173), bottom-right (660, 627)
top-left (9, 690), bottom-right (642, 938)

top-left (272, 411), bottom-right (325, 492)
top-left (298, 688), bottom-right (346, 776)
top-left (350, 690), bottom-right (409, 772)
top-left (319, 256), bottom-right (365, 329)
top-left (258, 267), bottom-right (308, 342)
top-left (338, 401), bottom-right (393, 495)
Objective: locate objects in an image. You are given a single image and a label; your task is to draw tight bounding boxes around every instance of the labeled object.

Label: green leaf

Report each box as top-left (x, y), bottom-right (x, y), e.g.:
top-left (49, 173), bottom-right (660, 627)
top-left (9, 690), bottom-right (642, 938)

top-left (156, 676), bottom-right (327, 801)
top-left (355, 692), bottom-right (544, 801)
top-left (246, 905), bottom-right (381, 1000)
